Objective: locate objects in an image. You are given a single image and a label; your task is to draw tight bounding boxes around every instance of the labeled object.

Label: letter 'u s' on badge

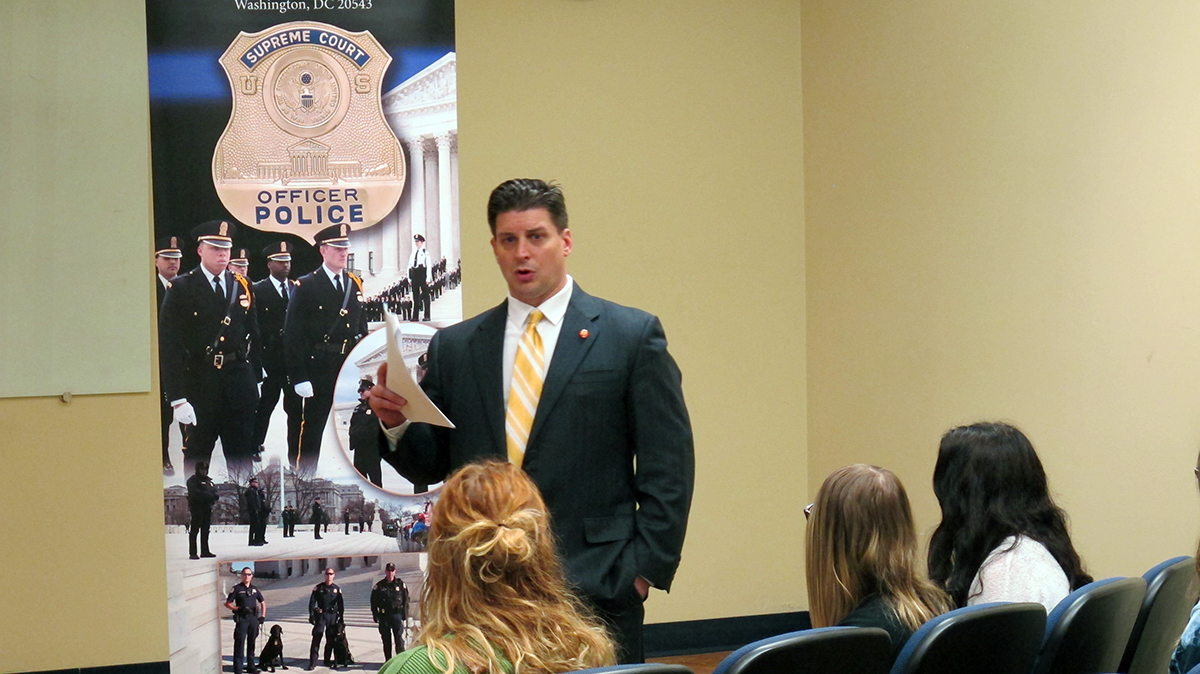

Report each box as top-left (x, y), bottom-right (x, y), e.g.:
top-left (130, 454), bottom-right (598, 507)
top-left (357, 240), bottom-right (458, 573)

top-left (213, 22), bottom-right (405, 243)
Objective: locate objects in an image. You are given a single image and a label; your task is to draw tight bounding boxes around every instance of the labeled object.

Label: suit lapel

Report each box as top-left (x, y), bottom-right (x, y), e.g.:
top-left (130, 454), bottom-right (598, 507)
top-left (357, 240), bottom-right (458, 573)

top-left (471, 303), bottom-right (509, 455)
top-left (526, 285), bottom-right (601, 454)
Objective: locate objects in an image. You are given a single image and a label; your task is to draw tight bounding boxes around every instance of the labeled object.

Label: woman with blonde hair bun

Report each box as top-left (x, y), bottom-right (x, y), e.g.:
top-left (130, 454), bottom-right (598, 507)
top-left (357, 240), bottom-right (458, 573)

top-left (806, 464), bottom-right (952, 662)
top-left (378, 460), bottom-right (616, 674)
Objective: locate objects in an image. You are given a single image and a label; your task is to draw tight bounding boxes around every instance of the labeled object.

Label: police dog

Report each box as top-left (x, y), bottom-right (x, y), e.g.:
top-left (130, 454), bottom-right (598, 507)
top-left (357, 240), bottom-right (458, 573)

top-left (326, 623), bottom-right (354, 669)
top-left (258, 624), bottom-right (287, 671)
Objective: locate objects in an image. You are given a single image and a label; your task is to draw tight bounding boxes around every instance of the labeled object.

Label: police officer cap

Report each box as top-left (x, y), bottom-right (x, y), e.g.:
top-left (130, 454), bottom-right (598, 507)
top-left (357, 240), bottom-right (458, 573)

top-left (358, 378), bottom-right (374, 393)
top-left (192, 220), bottom-right (236, 248)
top-left (413, 234), bottom-right (425, 242)
top-left (385, 562), bottom-right (396, 571)
top-left (155, 236), bottom-right (184, 258)
top-left (230, 248), bottom-right (250, 266)
top-left (315, 224), bottom-right (352, 248)
top-left (263, 241), bottom-right (293, 261)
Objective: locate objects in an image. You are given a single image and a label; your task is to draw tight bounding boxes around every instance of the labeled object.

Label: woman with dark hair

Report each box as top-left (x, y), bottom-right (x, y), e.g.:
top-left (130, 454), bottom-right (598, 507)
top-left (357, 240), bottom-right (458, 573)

top-left (807, 464), bottom-right (952, 660)
top-left (378, 460), bottom-right (615, 674)
top-left (928, 422), bottom-right (1092, 611)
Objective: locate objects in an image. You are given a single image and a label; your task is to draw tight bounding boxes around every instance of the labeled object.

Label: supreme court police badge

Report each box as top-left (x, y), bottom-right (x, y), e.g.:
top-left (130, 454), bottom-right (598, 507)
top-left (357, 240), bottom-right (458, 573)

top-left (213, 22), bottom-right (405, 242)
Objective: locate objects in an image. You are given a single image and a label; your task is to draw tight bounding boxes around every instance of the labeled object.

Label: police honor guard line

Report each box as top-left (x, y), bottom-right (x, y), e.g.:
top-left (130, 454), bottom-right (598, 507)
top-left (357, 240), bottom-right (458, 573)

top-left (284, 223), bottom-right (368, 471)
top-left (159, 220), bottom-right (261, 477)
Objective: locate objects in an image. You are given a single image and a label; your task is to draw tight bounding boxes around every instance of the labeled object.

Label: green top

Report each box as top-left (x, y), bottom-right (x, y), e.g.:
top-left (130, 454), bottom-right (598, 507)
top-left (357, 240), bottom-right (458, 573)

top-left (378, 644), bottom-right (514, 674)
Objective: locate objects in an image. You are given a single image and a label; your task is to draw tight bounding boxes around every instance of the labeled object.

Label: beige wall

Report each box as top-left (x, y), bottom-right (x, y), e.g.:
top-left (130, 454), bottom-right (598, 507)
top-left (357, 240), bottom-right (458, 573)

top-left (805, 0), bottom-right (1200, 576)
top-left (2, 1), bottom-right (806, 671)
top-left (455, 0), bottom-right (807, 622)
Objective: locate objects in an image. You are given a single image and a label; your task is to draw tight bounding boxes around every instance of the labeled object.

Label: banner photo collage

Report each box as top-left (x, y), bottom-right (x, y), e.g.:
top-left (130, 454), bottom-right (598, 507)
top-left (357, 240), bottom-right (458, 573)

top-left (147, 2), bottom-right (456, 671)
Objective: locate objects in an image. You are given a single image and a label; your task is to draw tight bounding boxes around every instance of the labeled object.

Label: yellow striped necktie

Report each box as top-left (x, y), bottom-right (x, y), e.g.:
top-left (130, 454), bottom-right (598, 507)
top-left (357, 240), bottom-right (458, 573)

top-left (506, 310), bottom-right (545, 467)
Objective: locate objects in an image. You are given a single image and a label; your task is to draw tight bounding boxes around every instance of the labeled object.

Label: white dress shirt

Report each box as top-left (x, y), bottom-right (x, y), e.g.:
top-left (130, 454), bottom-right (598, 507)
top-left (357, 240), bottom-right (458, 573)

top-left (272, 276), bottom-right (290, 299)
top-left (321, 264), bottom-right (345, 289)
top-left (501, 276), bottom-right (573, 404)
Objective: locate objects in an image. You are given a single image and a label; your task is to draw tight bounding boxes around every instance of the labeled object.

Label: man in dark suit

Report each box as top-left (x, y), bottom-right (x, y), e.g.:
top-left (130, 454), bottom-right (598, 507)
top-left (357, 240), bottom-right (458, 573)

top-left (369, 179), bottom-right (694, 662)
top-left (159, 220), bottom-right (261, 476)
top-left (252, 241), bottom-right (302, 461)
top-left (155, 236), bottom-right (183, 476)
top-left (285, 224), bottom-right (369, 472)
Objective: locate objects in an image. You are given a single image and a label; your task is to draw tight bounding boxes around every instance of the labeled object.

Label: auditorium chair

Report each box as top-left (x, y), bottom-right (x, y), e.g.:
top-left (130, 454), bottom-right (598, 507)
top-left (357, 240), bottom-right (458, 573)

top-left (1031, 576), bottom-right (1147, 674)
top-left (1119, 556), bottom-right (1197, 674)
top-left (889, 602), bottom-right (1046, 674)
top-left (709, 626), bottom-right (893, 674)
top-left (568, 665), bottom-right (694, 674)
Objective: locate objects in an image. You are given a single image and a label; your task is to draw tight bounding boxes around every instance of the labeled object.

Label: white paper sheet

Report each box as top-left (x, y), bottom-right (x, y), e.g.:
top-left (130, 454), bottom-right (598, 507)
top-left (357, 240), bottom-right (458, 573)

top-left (384, 311), bottom-right (455, 428)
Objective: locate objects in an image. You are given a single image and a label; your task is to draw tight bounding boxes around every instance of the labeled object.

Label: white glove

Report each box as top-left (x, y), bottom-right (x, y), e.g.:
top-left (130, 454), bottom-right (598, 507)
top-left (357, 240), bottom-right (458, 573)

top-left (173, 401), bottom-right (197, 425)
top-left (295, 381), bottom-right (314, 398)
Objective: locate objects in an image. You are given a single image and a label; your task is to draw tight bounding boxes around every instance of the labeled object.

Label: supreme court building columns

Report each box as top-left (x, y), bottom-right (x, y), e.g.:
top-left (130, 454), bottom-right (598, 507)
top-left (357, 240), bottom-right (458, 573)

top-left (348, 52), bottom-right (458, 297)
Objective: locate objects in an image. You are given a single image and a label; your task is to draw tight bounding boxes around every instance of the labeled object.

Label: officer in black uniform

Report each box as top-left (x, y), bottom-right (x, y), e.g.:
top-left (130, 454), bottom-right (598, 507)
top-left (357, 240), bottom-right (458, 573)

top-left (349, 378), bottom-right (383, 487)
top-left (155, 236), bottom-right (184, 476)
top-left (407, 234), bottom-right (431, 322)
top-left (186, 460), bottom-right (219, 559)
top-left (244, 477), bottom-right (269, 546)
top-left (284, 224), bottom-right (368, 472)
top-left (370, 562), bottom-right (409, 659)
top-left (159, 220), bottom-right (261, 476)
top-left (252, 242), bottom-right (302, 460)
top-left (282, 503), bottom-right (297, 537)
top-left (308, 567), bottom-right (344, 670)
top-left (228, 247), bottom-right (251, 276)
top-left (310, 497), bottom-right (326, 540)
top-left (225, 567), bottom-right (266, 674)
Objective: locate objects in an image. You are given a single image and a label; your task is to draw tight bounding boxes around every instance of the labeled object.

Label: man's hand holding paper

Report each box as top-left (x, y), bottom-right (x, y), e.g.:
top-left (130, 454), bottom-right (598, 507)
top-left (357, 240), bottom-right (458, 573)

top-left (368, 313), bottom-right (454, 430)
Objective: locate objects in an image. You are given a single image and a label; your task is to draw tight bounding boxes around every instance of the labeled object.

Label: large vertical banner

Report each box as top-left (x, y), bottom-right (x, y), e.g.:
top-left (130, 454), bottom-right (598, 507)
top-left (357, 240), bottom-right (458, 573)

top-left (146, 2), bottom-right (457, 671)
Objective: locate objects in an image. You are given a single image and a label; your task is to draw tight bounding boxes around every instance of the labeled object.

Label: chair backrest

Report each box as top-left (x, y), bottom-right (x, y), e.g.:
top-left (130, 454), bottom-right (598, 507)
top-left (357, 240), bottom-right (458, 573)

top-left (1032, 576), bottom-right (1148, 674)
top-left (709, 626), bottom-right (893, 674)
top-left (1120, 556), bottom-right (1198, 674)
top-left (567, 665), bottom-right (695, 674)
top-left (890, 602), bottom-right (1047, 674)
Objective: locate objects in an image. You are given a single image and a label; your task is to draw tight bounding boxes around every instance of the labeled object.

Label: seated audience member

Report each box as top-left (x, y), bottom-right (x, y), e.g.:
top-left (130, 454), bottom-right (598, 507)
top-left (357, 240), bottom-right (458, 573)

top-left (928, 422), bottom-right (1092, 611)
top-left (807, 464), bottom-right (952, 661)
top-left (1170, 449), bottom-right (1200, 674)
top-left (378, 460), bottom-right (615, 674)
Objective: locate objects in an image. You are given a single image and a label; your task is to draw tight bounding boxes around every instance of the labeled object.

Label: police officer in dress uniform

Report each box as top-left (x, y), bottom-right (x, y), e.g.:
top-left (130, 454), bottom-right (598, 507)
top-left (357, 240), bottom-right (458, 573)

top-left (348, 378), bottom-right (383, 487)
top-left (370, 562), bottom-right (408, 659)
top-left (155, 236), bottom-right (183, 476)
top-left (159, 220), bottom-right (261, 476)
top-left (228, 247), bottom-right (251, 276)
top-left (252, 242), bottom-right (302, 459)
top-left (311, 497), bottom-right (325, 540)
top-left (284, 224), bottom-right (367, 472)
top-left (407, 234), bottom-right (431, 322)
top-left (308, 567), bottom-right (344, 670)
top-left (244, 477), bottom-right (269, 546)
top-left (225, 567), bottom-right (266, 674)
top-left (186, 460), bottom-right (219, 559)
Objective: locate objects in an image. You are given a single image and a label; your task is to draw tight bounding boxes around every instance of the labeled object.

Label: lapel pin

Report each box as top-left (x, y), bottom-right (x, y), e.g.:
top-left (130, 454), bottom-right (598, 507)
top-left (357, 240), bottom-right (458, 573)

top-left (579, 329), bottom-right (589, 339)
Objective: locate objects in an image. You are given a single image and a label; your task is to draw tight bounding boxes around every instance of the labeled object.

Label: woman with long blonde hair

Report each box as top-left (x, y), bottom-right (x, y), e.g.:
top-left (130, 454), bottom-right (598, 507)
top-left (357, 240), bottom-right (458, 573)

top-left (378, 460), bottom-right (616, 674)
top-left (806, 464), bottom-right (951, 661)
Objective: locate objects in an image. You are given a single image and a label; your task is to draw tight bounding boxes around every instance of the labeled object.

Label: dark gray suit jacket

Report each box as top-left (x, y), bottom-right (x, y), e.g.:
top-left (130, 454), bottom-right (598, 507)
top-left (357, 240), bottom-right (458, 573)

top-left (383, 283), bottom-right (694, 610)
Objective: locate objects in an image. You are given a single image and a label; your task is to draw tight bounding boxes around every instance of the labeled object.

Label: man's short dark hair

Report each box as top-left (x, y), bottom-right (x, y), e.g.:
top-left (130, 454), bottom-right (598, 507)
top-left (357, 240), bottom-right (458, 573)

top-left (487, 178), bottom-right (568, 234)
